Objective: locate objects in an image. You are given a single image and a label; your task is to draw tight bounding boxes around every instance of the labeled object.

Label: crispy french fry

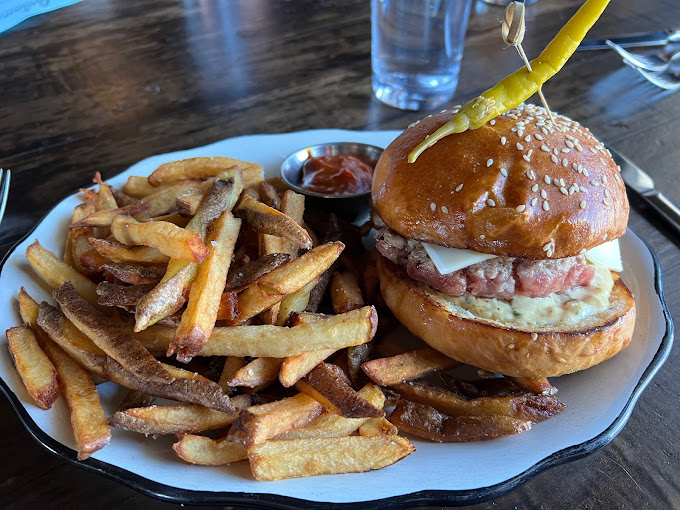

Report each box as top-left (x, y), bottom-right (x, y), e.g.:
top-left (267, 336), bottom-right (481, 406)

top-left (26, 240), bottom-right (99, 305)
top-left (53, 282), bottom-right (174, 384)
top-left (229, 357), bottom-right (283, 388)
top-left (275, 278), bottom-right (317, 327)
top-left (361, 347), bottom-right (460, 386)
top-left (276, 383), bottom-right (385, 440)
top-left (148, 157), bottom-right (263, 188)
top-left (347, 342), bottom-right (373, 389)
top-left (224, 253), bottom-right (292, 292)
top-left (18, 287), bottom-right (44, 327)
top-left (440, 373), bottom-right (524, 399)
top-left (202, 306), bottom-right (377, 357)
top-left (232, 242), bottom-right (344, 325)
top-left (330, 271), bottom-right (364, 314)
top-left (6, 325), bottom-right (60, 410)
top-left (389, 399), bottom-right (533, 442)
top-left (89, 238), bottom-right (170, 265)
top-left (510, 376), bottom-right (558, 396)
top-left (41, 338), bottom-right (111, 459)
top-left (93, 172), bottom-right (119, 211)
top-left (359, 416), bottom-right (398, 437)
top-left (391, 381), bottom-right (566, 422)
top-left (237, 195), bottom-right (312, 249)
top-left (279, 348), bottom-right (335, 388)
top-left (247, 435), bottom-right (415, 481)
top-left (169, 211), bottom-right (241, 361)
top-left (215, 291), bottom-right (239, 323)
top-left (173, 434), bottom-right (248, 465)
top-left (295, 363), bottom-right (383, 419)
top-left (134, 264), bottom-right (191, 331)
top-left (218, 356), bottom-right (246, 393)
top-left (110, 395), bottom-right (250, 435)
top-left (117, 389), bottom-right (155, 411)
top-left (111, 216), bottom-right (208, 263)
top-left (229, 393), bottom-right (324, 445)
top-left (66, 202), bottom-right (96, 273)
top-left (37, 303), bottom-right (235, 412)
top-left (96, 282), bottom-right (155, 307)
top-left (258, 181), bottom-right (280, 209)
top-left (101, 262), bottom-right (165, 284)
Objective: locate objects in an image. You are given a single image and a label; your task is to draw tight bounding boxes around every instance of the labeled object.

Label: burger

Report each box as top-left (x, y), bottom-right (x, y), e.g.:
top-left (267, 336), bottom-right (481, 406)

top-left (371, 103), bottom-right (636, 378)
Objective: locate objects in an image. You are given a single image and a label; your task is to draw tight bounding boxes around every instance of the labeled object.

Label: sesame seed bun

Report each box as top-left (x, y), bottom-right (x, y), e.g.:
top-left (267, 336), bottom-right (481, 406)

top-left (372, 104), bottom-right (629, 259)
top-left (377, 256), bottom-right (636, 378)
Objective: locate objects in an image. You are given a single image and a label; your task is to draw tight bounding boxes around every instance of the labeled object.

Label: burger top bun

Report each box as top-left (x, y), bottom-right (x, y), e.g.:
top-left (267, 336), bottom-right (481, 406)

top-left (372, 103), bottom-right (629, 259)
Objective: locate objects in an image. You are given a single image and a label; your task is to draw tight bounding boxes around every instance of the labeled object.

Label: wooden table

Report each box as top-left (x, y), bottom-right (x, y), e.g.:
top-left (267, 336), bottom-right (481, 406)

top-left (1, 0), bottom-right (678, 508)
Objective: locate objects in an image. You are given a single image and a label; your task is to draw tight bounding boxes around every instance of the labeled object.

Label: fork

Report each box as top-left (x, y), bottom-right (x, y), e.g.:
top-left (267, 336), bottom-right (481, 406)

top-left (606, 39), bottom-right (680, 72)
top-left (624, 60), bottom-right (680, 91)
top-left (0, 169), bottom-right (10, 225)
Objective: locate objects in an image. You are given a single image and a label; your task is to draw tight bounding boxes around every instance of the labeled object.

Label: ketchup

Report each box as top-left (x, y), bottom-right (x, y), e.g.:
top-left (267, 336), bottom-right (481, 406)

top-left (300, 155), bottom-right (374, 195)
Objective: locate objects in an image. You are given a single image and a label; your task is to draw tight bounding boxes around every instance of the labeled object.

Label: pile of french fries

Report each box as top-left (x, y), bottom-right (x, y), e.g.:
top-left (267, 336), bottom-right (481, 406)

top-left (5, 156), bottom-right (565, 482)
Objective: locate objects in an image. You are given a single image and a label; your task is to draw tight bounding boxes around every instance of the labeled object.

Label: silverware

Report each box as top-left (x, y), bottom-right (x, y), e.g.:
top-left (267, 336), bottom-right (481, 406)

top-left (609, 147), bottom-right (680, 236)
top-left (0, 169), bottom-right (10, 226)
top-left (578, 29), bottom-right (680, 50)
top-left (606, 40), bottom-right (680, 72)
top-left (624, 60), bottom-right (680, 91)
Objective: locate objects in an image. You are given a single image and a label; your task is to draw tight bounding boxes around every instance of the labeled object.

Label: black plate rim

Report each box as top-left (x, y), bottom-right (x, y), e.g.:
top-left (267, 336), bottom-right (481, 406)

top-left (0, 202), bottom-right (673, 509)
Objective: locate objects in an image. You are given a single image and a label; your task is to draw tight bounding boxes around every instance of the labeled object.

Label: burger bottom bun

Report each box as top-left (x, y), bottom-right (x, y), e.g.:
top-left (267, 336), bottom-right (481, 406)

top-left (377, 256), bottom-right (636, 378)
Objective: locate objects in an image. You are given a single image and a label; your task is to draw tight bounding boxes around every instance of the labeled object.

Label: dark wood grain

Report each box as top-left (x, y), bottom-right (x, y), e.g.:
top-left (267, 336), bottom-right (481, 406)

top-left (1, 0), bottom-right (679, 508)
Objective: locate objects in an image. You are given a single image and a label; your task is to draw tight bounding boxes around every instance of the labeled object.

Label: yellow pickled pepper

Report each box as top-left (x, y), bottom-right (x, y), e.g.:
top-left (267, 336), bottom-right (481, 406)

top-left (408, 0), bottom-right (611, 163)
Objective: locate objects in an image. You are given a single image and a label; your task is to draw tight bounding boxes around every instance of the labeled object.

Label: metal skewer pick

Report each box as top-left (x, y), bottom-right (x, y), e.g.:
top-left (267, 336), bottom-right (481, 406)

top-left (502, 2), bottom-right (556, 123)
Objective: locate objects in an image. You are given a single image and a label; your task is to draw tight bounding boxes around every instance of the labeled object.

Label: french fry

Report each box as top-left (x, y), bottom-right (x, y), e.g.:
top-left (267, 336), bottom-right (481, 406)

top-left (6, 325), bottom-right (60, 410)
top-left (117, 389), bottom-right (155, 411)
top-left (229, 357), bottom-right (283, 388)
top-left (224, 253), bottom-right (292, 292)
top-left (53, 282), bottom-right (174, 384)
top-left (173, 434), bottom-right (248, 465)
top-left (111, 216), bottom-right (208, 263)
top-left (279, 348), bottom-right (335, 388)
top-left (110, 395), bottom-right (250, 435)
top-left (347, 342), bottom-right (373, 389)
top-left (361, 347), bottom-right (460, 386)
top-left (215, 291), bottom-right (239, 323)
top-left (295, 363), bottom-right (383, 419)
top-left (41, 338), bottom-right (111, 459)
top-left (330, 271), bottom-right (364, 314)
top-left (274, 278), bottom-right (317, 327)
top-left (134, 264), bottom-right (191, 331)
top-left (148, 157), bottom-right (263, 188)
top-left (232, 242), bottom-right (344, 325)
top-left (247, 435), bottom-right (415, 481)
top-left (279, 190), bottom-right (306, 253)
top-left (237, 195), bottom-right (312, 249)
top-left (101, 262), bottom-right (165, 285)
top-left (26, 240), bottom-right (99, 305)
top-left (388, 399), bottom-right (532, 442)
top-left (229, 393), bottom-right (324, 445)
top-left (66, 202), bottom-right (96, 274)
top-left (169, 211), bottom-right (241, 361)
top-left (88, 238), bottom-right (170, 265)
top-left (391, 381), bottom-right (566, 422)
top-left (218, 356), bottom-right (246, 393)
top-left (510, 376), bottom-right (558, 396)
top-left (96, 282), bottom-right (156, 307)
top-left (258, 181), bottom-right (281, 209)
top-left (202, 306), bottom-right (378, 357)
top-left (93, 172), bottom-right (119, 211)
top-left (359, 416), bottom-right (398, 437)
top-left (124, 175), bottom-right (157, 197)
top-left (440, 373), bottom-right (524, 399)
top-left (276, 383), bottom-right (385, 440)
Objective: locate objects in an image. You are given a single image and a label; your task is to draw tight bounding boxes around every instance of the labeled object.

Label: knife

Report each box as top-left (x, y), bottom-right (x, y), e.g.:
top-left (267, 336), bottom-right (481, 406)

top-left (578, 29), bottom-right (680, 50)
top-left (609, 147), bottom-right (680, 236)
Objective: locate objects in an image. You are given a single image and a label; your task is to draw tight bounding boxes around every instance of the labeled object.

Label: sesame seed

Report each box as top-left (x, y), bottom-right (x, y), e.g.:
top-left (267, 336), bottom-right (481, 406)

top-left (604, 190), bottom-right (611, 198)
top-left (572, 163), bottom-right (579, 170)
top-left (543, 200), bottom-right (550, 211)
top-left (532, 184), bottom-right (539, 192)
top-left (535, 134), bottom-right (543, 141)
top-left (490, 119), bottom-right (496, 125)
top-left (580, 248), bottom-right (587, 254)
top-left (508, 344), bottom-right (515, 349)
top-left (566, 134), bottom-right (575, 141)
top-left (531, 333), bottom-right (538, 340)
top-left (562, 158), bottom-right (569, 166)
top-left (500, 167), bottom-right (508, 176)
top-left (501, 136), bottom-right (507, 145)
top-left (430, 202), bottom-right (436, 211)
top-left (575, 143), bottom-right (583, 152)
top-left (547, 248), bottom-right (553, 257)
top-left (602, 175), bottom-right (608, 184)
top-left (583, 168), bottom-right (589, 177)
top-left (580, 186), bottom-right (587, 193)
top-left (543, 242), bottom-right (552, 251)
top-left (518, 130), bottom-right (524, 137)
top-left (487, 159), bottom-right (494, 167)
top-left (542, 127), bottom-right (549, 135)
top-left (590, 180), bottom-right (599, 186)
top-left (544, 175), bottom-right (551, 184)
top-left (516, 142), bottom-right (524, 150)
top-left (560, 187), bottom-right (568, 195)
top-left (541, 189), bottom-right (547, 199)
top-left (541, 145), bottom-right (550, 152)
top-left (516, 204), bottom-right (526, 212)
top-left (441, 205), bottom-right (449, 213)
top-left (480, 234), bottom-right (486, 240)
top-left (580, 200), bottom-right (587, 209)
top-left (551, 154), bottom-right (559, 163)
top-left (525, 135), bottom-right (532, 142)
top-left (511, 127), bottom-right (518, 132)
top-left (523, 154), bottom-right (530, 162)
top-left (566, 140), bottom-right (574, 148)
top-left (456, 183), bottom-right (464, 192)
top-left (560, 178), bottom-right (565, 187)
top-left (590, 147), bottom-right (598, 154)
top-left (553, 148), bottom-right (560, 156)
top-left (531, 197), bottom-right (538, 206)
top-left (527, 149), bottom-right (534, 157)
top-left (562, 148), bottom-right (571, 153)
top-left (615, 174), bottom-right (622, 183)
top-left (603, 198), bottom-right (612, 206)
top-left (487, 198), bottom-right (496, 207)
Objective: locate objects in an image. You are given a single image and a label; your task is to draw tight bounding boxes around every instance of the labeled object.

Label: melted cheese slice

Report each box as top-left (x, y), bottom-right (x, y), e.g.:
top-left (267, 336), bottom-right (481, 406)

top-left (422, 239), bottom-right (623, 274)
